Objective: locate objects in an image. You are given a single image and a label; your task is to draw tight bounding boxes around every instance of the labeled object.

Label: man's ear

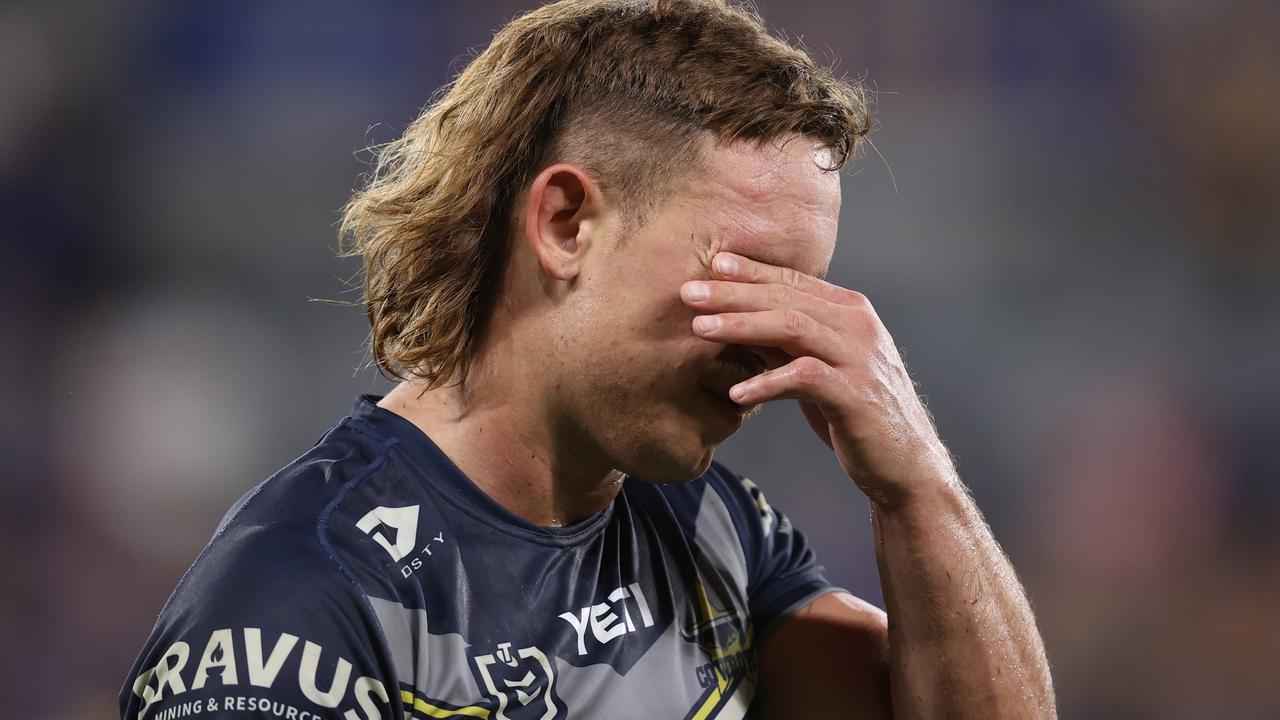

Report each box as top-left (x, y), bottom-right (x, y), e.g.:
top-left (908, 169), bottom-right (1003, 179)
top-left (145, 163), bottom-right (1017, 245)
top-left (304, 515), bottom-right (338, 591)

top-left (522, 163), bottom-right (605, 282)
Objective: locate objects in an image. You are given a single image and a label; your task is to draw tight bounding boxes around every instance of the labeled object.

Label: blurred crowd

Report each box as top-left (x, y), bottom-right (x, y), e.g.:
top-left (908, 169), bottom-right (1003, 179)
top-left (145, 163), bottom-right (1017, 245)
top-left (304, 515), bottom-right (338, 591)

top-left (1, 1), bottom-right (1277, 718)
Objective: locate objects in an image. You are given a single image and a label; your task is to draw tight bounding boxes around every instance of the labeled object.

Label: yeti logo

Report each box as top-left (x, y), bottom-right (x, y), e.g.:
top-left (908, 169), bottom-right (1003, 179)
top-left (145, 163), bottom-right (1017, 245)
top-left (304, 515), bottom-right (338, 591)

top-left (355, 505), bottom-right (419, 562)
top-left (473, 643), bottom-right (560, 720)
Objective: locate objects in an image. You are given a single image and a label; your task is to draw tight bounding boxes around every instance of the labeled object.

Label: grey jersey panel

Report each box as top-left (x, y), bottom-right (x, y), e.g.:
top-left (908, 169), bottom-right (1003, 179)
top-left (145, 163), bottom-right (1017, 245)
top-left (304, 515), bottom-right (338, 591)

top-left (120, 396), bottom-right (836, 720)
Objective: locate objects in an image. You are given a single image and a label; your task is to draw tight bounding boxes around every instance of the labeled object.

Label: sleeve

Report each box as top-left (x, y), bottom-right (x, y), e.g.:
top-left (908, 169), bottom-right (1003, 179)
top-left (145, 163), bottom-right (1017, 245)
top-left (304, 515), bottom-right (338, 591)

top-left (118, 520), bottom-right (402, 720)
top-left (708, 463), bottom-right (842, 642)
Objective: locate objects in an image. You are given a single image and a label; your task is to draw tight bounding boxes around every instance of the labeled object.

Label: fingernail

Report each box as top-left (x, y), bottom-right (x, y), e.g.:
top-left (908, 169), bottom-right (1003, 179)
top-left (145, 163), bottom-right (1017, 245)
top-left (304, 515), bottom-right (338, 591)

top-left (683, 281), bottom-right (710, 302)
top-left (730, 384), bottom-right (748, 402)
top-left (714, 254), bottom-right (739, 276)
top-left (693, 315), bottom-right (722, 333)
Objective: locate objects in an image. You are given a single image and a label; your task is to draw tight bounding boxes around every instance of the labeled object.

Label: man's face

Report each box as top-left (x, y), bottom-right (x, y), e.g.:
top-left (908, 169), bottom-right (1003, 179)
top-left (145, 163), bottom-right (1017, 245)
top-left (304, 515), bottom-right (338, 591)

top-left (552, 136), bottom-right (841, 483)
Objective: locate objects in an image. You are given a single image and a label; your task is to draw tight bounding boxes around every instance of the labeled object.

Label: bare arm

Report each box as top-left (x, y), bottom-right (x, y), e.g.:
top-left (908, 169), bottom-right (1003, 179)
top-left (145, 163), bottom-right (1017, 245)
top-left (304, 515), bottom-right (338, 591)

top-left (756, 591), bottom-right (892, 718)
top-left (872, 474), bottom-right (1054, 718)
top-left (682, 251), bottom-right (1055, 718)
top-left (756, 477), bottom-right (1052, 719)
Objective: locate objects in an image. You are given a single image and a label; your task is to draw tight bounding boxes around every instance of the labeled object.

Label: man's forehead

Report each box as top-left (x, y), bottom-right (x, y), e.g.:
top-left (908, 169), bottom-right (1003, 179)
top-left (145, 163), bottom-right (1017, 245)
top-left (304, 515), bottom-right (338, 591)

top-left (689, 194), bottom-right (839, 281)
top-left (685, 137), bottom-right (841, 279)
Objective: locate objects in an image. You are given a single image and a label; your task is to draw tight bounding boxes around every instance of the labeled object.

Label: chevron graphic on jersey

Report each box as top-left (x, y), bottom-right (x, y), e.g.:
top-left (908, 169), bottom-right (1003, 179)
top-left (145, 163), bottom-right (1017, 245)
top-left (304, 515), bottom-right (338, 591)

top-left (356, 505), bottom-right (420, 562)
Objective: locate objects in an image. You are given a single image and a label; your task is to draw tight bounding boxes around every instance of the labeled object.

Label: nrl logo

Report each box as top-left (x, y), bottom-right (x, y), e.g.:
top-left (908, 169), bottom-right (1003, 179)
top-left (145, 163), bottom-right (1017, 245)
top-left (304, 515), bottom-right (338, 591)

top-left (473, 643), bottom-right (561, 720)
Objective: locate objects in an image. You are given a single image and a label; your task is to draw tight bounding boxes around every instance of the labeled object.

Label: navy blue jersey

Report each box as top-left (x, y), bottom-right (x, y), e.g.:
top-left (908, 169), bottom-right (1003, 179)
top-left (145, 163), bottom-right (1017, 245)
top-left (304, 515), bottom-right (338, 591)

top-left (121, 396), bottom-right (839, 720)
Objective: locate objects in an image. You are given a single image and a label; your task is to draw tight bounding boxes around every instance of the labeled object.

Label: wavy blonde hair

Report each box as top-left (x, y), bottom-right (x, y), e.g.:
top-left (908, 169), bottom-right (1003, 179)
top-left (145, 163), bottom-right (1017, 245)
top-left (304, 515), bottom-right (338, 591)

top-left (340, 0), bottom-right (871, 386)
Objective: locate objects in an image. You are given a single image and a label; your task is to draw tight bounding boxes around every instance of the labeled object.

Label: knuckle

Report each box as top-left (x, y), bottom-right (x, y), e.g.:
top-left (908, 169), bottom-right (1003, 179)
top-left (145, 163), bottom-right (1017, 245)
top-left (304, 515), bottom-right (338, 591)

top-left (781, 308), bottom-right (809, 337)
top-left (846, 288), bottom-right (870, 306)
top-left (842, 303), bottom-right (878, 334)
top-left (849, 307), bottom-right (874, 332)
top-left (862, 308), bottom-right (886, 335)
top-left (767, 283), bottom-right (791, 307)
top-left (793, 356), bottom-right (826, 384)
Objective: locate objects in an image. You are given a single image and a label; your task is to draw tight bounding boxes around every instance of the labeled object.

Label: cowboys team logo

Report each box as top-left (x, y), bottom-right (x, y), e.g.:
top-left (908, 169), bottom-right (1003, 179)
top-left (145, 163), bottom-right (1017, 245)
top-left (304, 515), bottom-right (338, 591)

top-left (681, 581), bottom-right (749, 659)
top-left (473, 643), bottom-right (562, 720)
top-left (681, 555), bottom-right (757, 718)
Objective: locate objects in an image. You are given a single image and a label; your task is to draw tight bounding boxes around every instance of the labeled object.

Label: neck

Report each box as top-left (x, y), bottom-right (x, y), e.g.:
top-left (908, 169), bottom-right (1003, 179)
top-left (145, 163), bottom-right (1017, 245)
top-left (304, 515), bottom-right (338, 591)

top-left (377, 353), bottom-right (624, 527)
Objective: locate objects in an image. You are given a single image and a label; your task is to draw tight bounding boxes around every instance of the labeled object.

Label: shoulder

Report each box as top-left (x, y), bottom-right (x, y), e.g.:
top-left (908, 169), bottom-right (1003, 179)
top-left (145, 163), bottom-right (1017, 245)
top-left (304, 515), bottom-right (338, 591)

top-left (641, 462), bottom-right (783, 599)
top-left (119, 417), bottom-right (412, 720)
top-left (206, 409), bottom-right (449, 594)
top-left (652, 460), bottom-right (779, 556)
top-left (657, 461), bottom-right (838, 639)
top-left (200, 415), bottom-right (409, 595)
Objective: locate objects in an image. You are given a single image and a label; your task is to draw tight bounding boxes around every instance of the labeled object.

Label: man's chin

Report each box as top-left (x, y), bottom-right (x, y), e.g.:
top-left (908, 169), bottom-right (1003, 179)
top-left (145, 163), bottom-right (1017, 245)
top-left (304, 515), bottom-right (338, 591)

top-left (612, 400), bottom-right (760, 484)
top-left (620, 439), bottom-right (719, 485)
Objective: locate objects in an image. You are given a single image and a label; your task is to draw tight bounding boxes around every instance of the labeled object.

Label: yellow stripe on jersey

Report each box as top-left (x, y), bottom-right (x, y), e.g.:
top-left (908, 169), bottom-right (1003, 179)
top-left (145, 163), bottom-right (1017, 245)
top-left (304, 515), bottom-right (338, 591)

top-left (690, 684), bottom-right (728, 720)
top-left (401, 689), bottom-right (491, 719)
top-left (689, 669), bottom-right (755, 720)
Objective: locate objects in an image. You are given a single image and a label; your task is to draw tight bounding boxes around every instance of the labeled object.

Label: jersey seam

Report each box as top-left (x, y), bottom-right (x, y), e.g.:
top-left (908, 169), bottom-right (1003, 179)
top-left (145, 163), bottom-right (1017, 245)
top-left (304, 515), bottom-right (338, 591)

top-left (706, 464), bottom-right (769, 597)
top-left (315, 434), bottom-right (398, 597)
top-left (344, 415), bottom-right (394, 445)
top-left (315, 434), bottom-right (407, 716)
top-left (707, 464), bottom-right (836, 637)
top-left (755, 585), bottom-right (847, 646)
top-left (142, 418), bottom-right (356, 630)
top-left (750, 567), bottom-right (829, 614)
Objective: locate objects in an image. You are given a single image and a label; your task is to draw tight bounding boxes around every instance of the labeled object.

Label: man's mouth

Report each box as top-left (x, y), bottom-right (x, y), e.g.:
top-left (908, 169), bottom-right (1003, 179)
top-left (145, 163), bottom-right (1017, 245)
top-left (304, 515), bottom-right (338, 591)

top-left (701, 386), bottom-right (751, 421)
top-left (696, 347), bottom-right (767, 424)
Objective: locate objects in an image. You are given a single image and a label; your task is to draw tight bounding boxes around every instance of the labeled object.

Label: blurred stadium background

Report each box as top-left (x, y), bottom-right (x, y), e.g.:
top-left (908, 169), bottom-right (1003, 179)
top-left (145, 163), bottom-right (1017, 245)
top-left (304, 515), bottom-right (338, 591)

top-left (2, 1), bottom-right (1278, 718)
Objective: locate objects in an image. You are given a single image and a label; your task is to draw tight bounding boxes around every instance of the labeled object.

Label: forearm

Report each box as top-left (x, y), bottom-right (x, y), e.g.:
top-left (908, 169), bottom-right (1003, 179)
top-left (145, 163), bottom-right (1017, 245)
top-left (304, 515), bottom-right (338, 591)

top-left (873, 472), bottom-right (1054, 719)
top-left (685, 254), bottom-right (1056, 715)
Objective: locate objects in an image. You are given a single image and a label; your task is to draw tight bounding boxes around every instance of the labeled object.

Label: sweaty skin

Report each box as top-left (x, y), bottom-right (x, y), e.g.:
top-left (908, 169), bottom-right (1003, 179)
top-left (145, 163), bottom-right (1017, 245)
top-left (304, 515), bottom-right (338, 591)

top-left (682, 251), bottom-right (1056, 719)
top-left (381, 135), bottom-right (1055, 718)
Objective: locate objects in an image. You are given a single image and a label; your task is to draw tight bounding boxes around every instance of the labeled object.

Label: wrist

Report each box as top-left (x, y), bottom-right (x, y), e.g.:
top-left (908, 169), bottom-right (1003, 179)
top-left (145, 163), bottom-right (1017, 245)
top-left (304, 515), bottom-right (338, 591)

top-left (866, 463), bottom-right (966, 517)
top-left (855, 439), bottom-right (961, 508)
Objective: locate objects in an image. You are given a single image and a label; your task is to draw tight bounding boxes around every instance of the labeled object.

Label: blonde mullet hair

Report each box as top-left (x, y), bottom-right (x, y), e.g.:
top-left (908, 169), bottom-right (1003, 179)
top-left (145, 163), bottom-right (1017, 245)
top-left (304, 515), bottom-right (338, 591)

top-left (340, 0), bottom-right (871, 386)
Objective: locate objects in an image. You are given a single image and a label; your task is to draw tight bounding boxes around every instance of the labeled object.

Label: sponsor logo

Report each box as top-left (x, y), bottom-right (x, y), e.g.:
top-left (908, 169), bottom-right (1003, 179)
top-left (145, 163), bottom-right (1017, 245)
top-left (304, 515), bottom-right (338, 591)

top-left (556, 582), bottom-right (655, 656)
top-left (356, 505), bottom-right (420, 562)
top-left (474, 642), bottom-right (561, 720)
top-left (128, 628), bottom-right (390, 720)
top-left (396, 531), bottom-right (447, 580)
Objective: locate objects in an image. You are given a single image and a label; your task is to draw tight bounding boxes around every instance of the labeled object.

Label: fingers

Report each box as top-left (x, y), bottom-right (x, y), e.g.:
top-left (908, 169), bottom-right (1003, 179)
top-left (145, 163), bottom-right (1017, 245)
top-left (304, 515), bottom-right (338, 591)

top-left (685, 251), bottom-right (878, 373)
top-left (692, 308), bottom-right (846, 362)
top-left (681, 279), bottom-right (842, 324)
top-left (711, 252), bottom-right (866, 308)
top-left (728, 355), bottom-right (848, 412)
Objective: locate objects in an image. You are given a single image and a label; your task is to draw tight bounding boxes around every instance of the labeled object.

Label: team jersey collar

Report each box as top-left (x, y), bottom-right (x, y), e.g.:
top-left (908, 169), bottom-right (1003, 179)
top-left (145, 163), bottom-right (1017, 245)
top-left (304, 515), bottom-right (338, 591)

top-left (350, 394), bottom-right (614, 545)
